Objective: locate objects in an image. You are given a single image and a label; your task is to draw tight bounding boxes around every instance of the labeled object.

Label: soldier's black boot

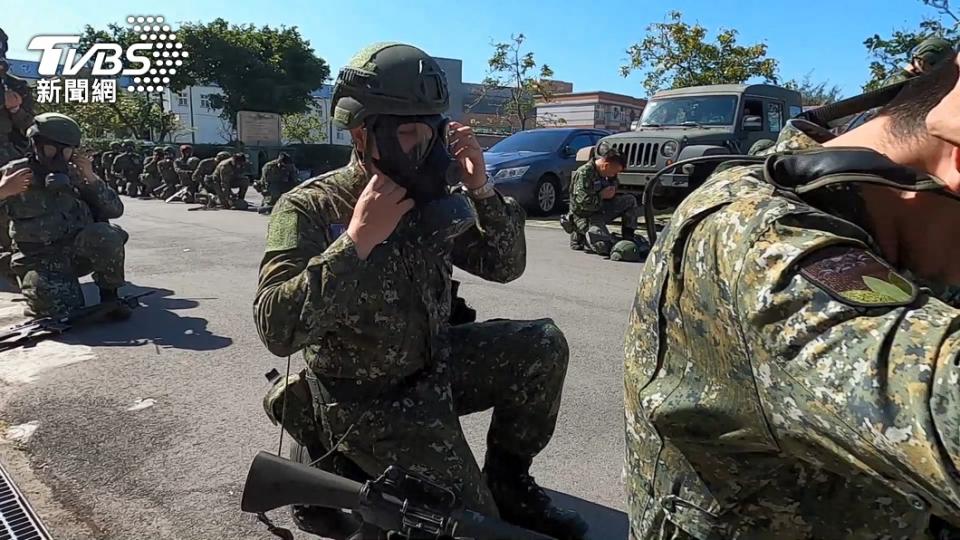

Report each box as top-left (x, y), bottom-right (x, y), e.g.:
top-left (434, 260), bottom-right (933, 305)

top-left (483, 450), bottom-right (590, 540)
top-left (98, 288), bottom-right (132, 321)
top-left (559, 213), bottom-right (574, 234)
top-left (622, 227), bottom-right (636, 241)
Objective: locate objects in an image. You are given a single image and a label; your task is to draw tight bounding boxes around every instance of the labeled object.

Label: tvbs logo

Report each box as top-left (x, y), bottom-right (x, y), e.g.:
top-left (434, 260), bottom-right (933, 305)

top-left (27, 15), bottom-right (183, 82)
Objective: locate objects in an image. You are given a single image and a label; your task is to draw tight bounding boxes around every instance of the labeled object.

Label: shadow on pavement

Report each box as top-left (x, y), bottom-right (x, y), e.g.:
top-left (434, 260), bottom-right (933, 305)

top-left (547, 489), bottom-right (628, 540)
top-left (60, 284), bottom-right (234, 351)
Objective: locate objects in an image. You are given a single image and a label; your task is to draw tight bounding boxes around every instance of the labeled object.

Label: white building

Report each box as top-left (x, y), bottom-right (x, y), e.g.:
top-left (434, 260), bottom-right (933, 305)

top-left (160, 83), bottom-right (352, 146)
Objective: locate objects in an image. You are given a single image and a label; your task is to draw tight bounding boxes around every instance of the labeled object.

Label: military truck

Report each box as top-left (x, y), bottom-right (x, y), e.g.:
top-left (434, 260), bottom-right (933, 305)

top-left (594, 83), bottom-right (803, 195)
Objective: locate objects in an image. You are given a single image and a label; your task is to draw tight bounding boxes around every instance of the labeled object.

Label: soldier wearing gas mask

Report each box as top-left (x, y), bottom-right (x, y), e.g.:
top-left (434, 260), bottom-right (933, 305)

top-left (254, 42), bottom-right (588, 540)
top-left (0, 113), bottom-right (128, 318)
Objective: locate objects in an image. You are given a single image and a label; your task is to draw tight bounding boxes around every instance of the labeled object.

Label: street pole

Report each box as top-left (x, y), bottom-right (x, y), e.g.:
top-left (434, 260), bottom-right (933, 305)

top-left (189, 86), bottom-right (196, 144)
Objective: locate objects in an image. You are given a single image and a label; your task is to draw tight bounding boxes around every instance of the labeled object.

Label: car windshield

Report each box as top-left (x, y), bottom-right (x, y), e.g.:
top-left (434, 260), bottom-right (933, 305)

top-left (487, 130), bottom-right (570, 153)
top-left (639, 95), bottom-right (739, 127)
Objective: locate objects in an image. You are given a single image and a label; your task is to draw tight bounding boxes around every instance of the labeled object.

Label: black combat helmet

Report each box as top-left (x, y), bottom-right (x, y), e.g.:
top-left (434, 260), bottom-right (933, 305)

top-left (26, 113), bottom-right (82, 147)
top-left (331, 42), bottom-right (449, 130)
top-left (122, 140), bottom-right (135, 152)
top-left (913, 37), bottom-right (954, 67)
top-left (109, 142), bottom-right (121, 152)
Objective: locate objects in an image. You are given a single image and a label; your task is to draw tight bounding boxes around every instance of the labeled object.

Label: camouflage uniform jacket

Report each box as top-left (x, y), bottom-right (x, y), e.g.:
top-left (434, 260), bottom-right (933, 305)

top-left (213, 158), bottom-right (241, 187)
top-left (624, 124), bottom-right (960, 539)
top-left (157, 157), bottom-right (178, 184)
top-left (570, 160), bottom-right (615, 217)
top-left (261, 159), bottom-right (297, 185)
top-left (192, 157), bottom-right (217, 184)
top-left (173, 157), bottom-right (195, 173)
top-left (254, 157), bottom-right (526, 386)
top-left (112, 152), bottom-right (142, 179)
top-left (0, 158), bottom-right (123, 246)
top-left (0, 73), bottom-right (34, 149)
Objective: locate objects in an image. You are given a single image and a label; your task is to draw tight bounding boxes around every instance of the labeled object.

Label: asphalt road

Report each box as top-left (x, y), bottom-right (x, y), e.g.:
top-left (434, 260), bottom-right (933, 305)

top-left (0, 194), bottom-right (644, 540)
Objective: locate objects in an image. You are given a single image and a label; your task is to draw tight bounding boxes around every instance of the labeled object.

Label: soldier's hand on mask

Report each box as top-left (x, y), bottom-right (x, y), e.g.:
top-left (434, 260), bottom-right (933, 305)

top-left (0, 167), bottom-right (32, 199)
top-left (70, 152), bottom-right (96, 183)
top-left (600, 185), bottom-right (617, 199)
top-left (4, 90), bottom-right (21, 112)
top-left (926, 56), bottom-right (960, 146)
top-left (448, 122), bottom-right (486, 189)
top-left (347, 167), bottom-right (415, 261)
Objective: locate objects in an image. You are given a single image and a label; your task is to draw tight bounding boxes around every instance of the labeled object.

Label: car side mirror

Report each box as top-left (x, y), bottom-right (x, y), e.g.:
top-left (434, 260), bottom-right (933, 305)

top-left (562, 145), bottom-right (576, 157)
top-left (743, 115), bottom-right (763, 131)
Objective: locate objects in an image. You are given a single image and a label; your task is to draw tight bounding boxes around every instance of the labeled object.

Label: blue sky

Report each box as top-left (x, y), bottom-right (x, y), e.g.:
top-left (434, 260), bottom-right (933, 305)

top-left (3, 0), bottom-right (943, 99)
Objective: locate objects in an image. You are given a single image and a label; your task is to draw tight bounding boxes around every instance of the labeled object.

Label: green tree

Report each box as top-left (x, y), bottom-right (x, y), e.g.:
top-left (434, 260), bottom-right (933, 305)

top-left (783, 73), bottom-right (844, 106)
top-left (282, 103), bottom-right (329, 143)
top-left (79, 19), bottom-right (330, 131)
top-left (173, 19), bottom-right (330, 129)
top-left (862, 0), bottom-right (959, 90)
top-left (621, 11), bottom-right (779, 96)
top-left (473, 34), bottom-right (556, 131)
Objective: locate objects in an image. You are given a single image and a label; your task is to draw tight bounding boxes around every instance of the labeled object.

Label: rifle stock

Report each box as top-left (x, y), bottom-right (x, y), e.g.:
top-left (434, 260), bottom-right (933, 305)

top-left (241, 451), bottom-right (363, 514)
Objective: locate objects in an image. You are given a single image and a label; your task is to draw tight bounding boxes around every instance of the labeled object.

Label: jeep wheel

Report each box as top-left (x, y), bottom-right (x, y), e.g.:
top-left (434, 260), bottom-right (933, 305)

top-left (535, 175), bottom-right (560, 215)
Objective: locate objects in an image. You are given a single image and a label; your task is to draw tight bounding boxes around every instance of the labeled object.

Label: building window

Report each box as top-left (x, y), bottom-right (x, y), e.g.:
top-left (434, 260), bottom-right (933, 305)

top-left (767, 102), bottom-right (783, 133)
top-left (200, 94), bottom-right (214, 109)
top-left (177, 91), bottom-right (188, 107)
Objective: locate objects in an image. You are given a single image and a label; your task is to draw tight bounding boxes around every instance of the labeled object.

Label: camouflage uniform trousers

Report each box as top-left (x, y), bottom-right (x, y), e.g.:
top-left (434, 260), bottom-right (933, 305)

top-left (220, 175), bottom-right (250, 207)
top-left (124, 173), bottom-right (145, 197)
top-left (11, 223), bottom-right (128, 317)
top-left (141, 172), bottom-right (162, 197)
top-left (313, 318), bottom-right (569, 517)
top-left (572, 193), bottom-right (640, 254)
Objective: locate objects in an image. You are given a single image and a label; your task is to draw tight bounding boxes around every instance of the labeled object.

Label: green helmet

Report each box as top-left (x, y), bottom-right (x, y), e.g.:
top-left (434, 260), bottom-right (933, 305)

top-left (610, 239), bottom-right (648, 263)
top-left (913, 37), bottom-right (954, 67)
top-left (216, 151), bottom-right (231, 161)
top-left (26, 113), bottom-right (82, 147)
top-left (109, 142), bottom-right (121, 152)
top-left (187, 156), bottom-right (200, 167)
top-left (122, 140), bottom-right (135, 152)
top-left (163, 146), bottom-right (175, 157)
top-left (331, 42), bottom-right (449, 129)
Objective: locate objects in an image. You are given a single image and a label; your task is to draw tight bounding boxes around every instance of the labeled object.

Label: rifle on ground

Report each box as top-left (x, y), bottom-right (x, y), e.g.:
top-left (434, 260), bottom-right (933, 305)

top-left (241, 451), bottom-right (558, 540)
top-left (0, 291), bottom-right (152, 352)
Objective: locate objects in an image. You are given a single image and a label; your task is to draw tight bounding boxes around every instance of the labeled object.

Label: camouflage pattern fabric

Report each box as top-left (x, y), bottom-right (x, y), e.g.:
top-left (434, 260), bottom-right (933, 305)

top-left (1, 159), bottom-right (126, 317)
top-left (141, 156), bottom-right (162, 195)
top-left (569, 160), bottom-right (610, 219)
top-left (156, 157), bottom-right (179, 198)
top-left (254, 156), bottom-right (566, 516)
top-left (192, 157), bottom-right (217, 196)
top-left (212, 158), bottom-right (247, 208)
top-left (260, 158), bottom-right (299, 207)
top-left (623, 140), bottom-right (960, 537)
top-left (0, 72), bottom-right (34, 280)
top-left (112, 152), bottom-right (143, 196)
top-left (99, 151), bottom-right (118, 188)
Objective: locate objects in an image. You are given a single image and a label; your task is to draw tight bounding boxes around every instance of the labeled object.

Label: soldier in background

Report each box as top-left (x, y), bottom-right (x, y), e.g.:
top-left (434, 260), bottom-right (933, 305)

top-left (157, 146), bottom-right (180, 199)
top-left (173, 144), bottom-right (193, 171)
top-left (112, 140), bottom-right (143, 197)
top-left (100, 141), bottom-right (122, 192)
top-left (141, 147), bottom-right (164, 198)
top-left (561, 142), bottom-right (645, 258)
top-left (192, 151), bottom-right (229, 205)
top-left (0, 27), bottom-right (35, 286)
top-left (212, 152), bottom-right (249, 209)
top-left (257, 151), bottom-right (298, 213)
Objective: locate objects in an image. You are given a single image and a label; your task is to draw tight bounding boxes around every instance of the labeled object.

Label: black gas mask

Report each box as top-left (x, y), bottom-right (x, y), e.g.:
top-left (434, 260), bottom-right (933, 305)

top-left (366, 114), bottom-right (459, 204)
top-left (30, 136), bottom-right (75, 191)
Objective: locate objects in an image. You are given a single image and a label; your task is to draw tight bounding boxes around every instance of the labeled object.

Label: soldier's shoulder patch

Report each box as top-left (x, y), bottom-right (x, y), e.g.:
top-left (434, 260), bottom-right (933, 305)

top-left (799, 245), bottom-right (917, 308)
top-left (265, 207), bottom-right (300, 252)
